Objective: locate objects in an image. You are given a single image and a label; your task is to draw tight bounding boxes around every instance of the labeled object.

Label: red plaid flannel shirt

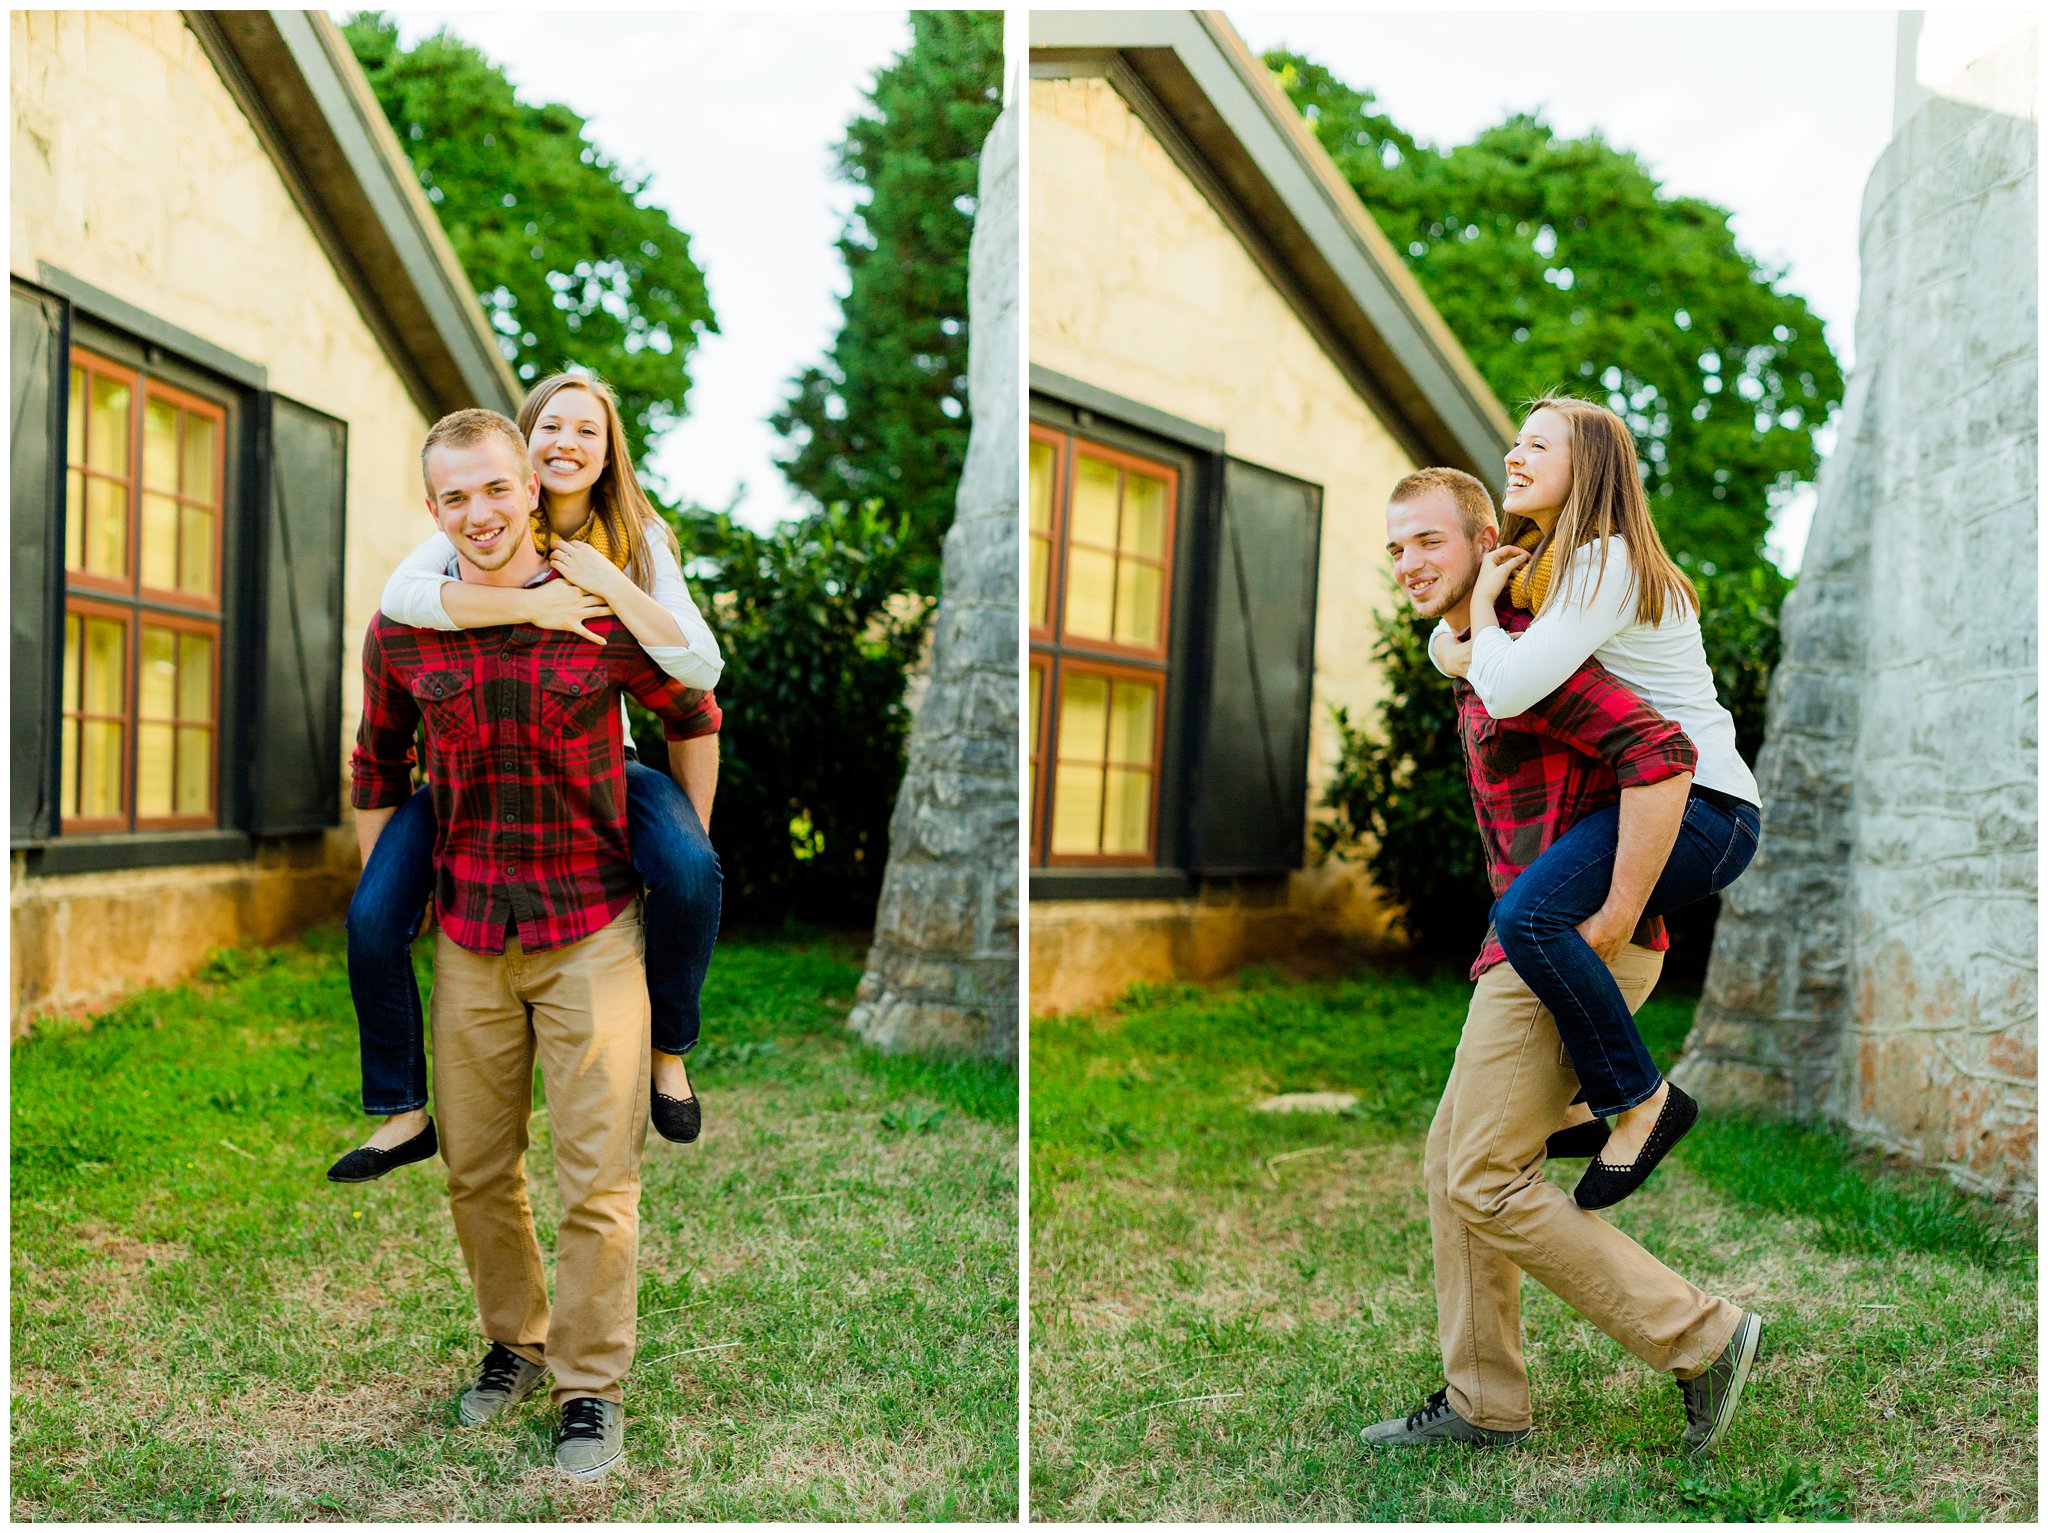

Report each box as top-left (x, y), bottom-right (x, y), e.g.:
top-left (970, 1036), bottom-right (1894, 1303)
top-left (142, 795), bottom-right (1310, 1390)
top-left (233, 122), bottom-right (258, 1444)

top-left (1459, 606), bottom-right (1696, 978)
top-left (350, 580), bottom-right (720, 956)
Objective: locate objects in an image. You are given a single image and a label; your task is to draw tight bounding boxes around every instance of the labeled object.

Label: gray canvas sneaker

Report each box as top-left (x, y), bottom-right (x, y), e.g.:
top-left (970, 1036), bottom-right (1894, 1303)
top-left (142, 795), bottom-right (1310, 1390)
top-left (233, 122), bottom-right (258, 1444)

top-left (457, 1342), bottom-right (548, 1425)
top-left (555, 1396), bottom-right (625, 1479)
top-left (1677, 1311), bottom-right (1762, 1453)
top-left (1360, 1387), bottom-right (1532, 1447)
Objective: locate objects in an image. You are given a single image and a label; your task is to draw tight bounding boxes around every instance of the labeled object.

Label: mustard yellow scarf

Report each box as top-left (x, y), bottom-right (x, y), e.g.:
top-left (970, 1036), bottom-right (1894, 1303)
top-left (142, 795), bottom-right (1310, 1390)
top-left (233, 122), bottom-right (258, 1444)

top-left (1505, 523), bottom-right (1557, 614)
top-left (530, 503), bottom-right (630, 572)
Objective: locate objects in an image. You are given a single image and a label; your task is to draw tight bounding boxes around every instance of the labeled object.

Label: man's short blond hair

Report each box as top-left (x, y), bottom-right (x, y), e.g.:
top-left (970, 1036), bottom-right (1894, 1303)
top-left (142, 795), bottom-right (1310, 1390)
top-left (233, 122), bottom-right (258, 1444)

top-left (420, 408), bottom-right (530, 493)
top-left (1389, 466), bottom-right (1498, 538)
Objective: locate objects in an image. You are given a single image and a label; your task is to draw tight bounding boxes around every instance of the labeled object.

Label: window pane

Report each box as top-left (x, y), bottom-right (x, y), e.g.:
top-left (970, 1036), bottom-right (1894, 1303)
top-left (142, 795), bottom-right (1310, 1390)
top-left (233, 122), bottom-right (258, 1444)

top-left (1070, 454), bottom-right (1118, 547)
top-left (60, 717), bottom-right (79, 818)
top-left (1102, 766), bottom-right (1153, 854)
top-left (82, 616), bottom-right (124, 713)
top-left (81, 720), bottom-right (123, 818)
top-left (87, 374), bottom-right (130, 475)
top-left (141, 492), bottom-right (179, 589)
top-left (1059, 672), bottom-right (1108, 762)
top-left (62, 613), bottom-right (80, 710)
top-left (67, 366), bottom-right (84, 463)
top-left (1063, 547), bottom-right (1114, 641)
top-left (86, 477), bottom-right (127, 577)
top-left (139, 625), bottom-right (177, 718)
top-left (1028, 664), bottom-right (1043, 813)
top-left (179, 632), bottom-right (214, 719)
top-left (64, 470), bottom-right (84, 569)
top-left (1029, 439), bottom-right (1055, 534)
top-left (1050, 763), bottom-right (1104, 855)
top-left (1114, 563), bottom-right (1164, 649)
top-left (182, 412), bottom-right (217, 504)
top-left (143, 398), bottom-right (179, 491)
top-left (180, 505), bottom-right (216, 595)
top-left (1029, 537), bottom-right (1050, 629)
top-left (176, 726), bottom-right (212, 815)
top-left (137, 721), bottom-right (173, 817)
top-left (1122, 470), bottom-right (1169, 559)
top-left (1107, 680), bottom-right (1157, 767)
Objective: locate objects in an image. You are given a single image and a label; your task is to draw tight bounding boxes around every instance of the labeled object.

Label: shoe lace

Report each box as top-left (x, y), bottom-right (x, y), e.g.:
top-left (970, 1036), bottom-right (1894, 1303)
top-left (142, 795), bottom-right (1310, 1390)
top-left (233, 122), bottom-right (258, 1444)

top-left (1676, 1370), bottom-right (1710, 1430)
top-left (477, 1343), bottom-right (527, 1394)
top-left (559, 1397), bottom-right (609, 1442)
top-left (1406, 1387), bottom-right (1453, 1433)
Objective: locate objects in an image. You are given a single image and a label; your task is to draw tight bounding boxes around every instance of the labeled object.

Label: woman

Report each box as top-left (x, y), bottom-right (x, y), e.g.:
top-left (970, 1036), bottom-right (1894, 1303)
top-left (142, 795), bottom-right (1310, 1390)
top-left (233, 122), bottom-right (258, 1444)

top-left (1432, 392), bottom-right (1762, 1209)
top-left (327, 373), bottom-right (724, 1182)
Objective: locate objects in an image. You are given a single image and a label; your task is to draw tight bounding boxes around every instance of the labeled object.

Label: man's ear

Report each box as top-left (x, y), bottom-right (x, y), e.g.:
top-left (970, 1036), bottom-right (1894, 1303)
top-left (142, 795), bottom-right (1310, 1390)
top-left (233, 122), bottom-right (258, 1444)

top-left (1476, 525), bottom-right (1500, 555)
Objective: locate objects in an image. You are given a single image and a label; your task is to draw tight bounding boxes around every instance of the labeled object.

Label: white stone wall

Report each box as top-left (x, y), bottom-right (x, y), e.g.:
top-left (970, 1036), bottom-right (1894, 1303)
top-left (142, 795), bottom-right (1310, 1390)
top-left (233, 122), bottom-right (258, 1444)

top-left (1682, 20), bottom-right (2038, 1202)
top-left (1030, 75), bottom-right (1416, 1012)
top-left (11, 11), bottom-right (439, 1026)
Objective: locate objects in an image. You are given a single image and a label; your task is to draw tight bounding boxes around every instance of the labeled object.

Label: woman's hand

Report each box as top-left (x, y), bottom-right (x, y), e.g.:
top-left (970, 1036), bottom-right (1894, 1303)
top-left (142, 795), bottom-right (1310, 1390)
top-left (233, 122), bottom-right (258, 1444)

top-left (524, 579), bottom-right (612, 645)
top-left (1471, 545), bottom-right (1530, 611)
top-left (1434, 627), bottom-right (1476, 679)
top-left (550, 539), bottom-right (633, 604)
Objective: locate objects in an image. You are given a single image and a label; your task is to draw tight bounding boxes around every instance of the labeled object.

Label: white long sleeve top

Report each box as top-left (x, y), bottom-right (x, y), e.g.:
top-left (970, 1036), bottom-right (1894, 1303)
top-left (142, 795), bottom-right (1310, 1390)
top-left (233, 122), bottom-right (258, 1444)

top-left (381, 527), bottom-right (724, 691)
top-left (1434, 536), bottom-right (1760, 805)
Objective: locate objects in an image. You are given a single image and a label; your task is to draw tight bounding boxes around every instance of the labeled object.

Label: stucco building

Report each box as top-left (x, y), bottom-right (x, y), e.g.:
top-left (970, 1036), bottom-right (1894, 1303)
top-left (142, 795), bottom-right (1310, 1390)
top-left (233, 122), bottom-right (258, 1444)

top-left (1027, 10), bottom-right (1511, 1013)
top-left (10, 10), bottom-right (517, 1030)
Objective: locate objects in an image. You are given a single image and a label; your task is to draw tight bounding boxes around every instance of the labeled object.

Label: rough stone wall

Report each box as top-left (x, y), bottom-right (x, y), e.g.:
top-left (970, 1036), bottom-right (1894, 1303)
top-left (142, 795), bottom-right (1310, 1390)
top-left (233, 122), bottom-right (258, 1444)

top-left (10, 12), bottom-right (435, 1030)
top-left (1030, 76), bottom-right (1418, 1013)
top-left (1679, 23), bottom-right (2038, 1202)
top-left (847, 104), bottom-right (1020, 1058)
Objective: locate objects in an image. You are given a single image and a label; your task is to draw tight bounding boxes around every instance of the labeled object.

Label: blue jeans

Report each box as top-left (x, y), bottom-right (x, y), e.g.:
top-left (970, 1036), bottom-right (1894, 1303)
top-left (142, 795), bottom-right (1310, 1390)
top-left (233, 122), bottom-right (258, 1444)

top-left (346, 759), bottom-right (722, 1114)
top-left (1490, 793), bottom-right (1761, 1117)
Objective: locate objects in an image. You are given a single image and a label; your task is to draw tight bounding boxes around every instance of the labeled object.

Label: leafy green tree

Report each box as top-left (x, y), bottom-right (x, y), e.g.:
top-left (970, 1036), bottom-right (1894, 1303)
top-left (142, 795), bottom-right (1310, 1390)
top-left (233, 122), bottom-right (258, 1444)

top-left (772, 11), bottom-right (1004, 594)
top-left (1269, 53), bottom-right (1844, 577)
top-left (342, 13), bottom-right (716, 467)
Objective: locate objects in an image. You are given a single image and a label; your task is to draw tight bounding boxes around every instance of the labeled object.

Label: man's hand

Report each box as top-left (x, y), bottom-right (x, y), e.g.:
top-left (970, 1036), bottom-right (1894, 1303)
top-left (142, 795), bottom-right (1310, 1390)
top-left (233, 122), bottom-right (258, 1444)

top-left (1471, 545), bottom-right (1529, 610)
top-left (1576, 904), bottom-right (1635, 964)
top-left (524, 578), bottom-right (612, 644)
top-left (1433, 626), bottom-right (1476, 679)
top-left (550, 540), bottom-right (635, 607)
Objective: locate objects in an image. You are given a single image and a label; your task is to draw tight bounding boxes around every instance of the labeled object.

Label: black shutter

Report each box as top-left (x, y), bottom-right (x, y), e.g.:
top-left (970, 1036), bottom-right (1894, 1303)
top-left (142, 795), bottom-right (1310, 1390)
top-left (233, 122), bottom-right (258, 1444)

top-left (11, 283), bottom-right (65, 843)
top-left (250, 393), bottom-right (348, 834)
top-left (1184, 457), bottom-right (1323, 874)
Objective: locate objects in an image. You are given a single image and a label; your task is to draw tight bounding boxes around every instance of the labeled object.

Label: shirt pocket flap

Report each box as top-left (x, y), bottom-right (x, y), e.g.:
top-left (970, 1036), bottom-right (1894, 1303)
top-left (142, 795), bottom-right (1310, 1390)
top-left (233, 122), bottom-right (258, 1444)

top-left (538, 666), bottom-right (600, 700)
top-left (409, 669), bottom-right (473, 703)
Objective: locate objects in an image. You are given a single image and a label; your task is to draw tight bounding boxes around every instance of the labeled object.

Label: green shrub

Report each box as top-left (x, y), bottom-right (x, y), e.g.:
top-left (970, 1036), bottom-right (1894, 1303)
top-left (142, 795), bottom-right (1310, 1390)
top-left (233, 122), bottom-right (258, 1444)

top-left (630, 501), bottom-right (930, 928)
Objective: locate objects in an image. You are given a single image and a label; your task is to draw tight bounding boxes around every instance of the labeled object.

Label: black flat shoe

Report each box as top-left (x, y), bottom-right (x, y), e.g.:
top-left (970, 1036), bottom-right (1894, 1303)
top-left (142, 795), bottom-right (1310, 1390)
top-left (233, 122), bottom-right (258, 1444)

top-left (1545, 1118), bottom-right (1611, 1160)
top-left (326, 1118), bottom-right (438, 1183)
top-left (651, 1091), bottom-right (701, 1144)
top-left (1574, 1084), bottom-right (1698, 1210)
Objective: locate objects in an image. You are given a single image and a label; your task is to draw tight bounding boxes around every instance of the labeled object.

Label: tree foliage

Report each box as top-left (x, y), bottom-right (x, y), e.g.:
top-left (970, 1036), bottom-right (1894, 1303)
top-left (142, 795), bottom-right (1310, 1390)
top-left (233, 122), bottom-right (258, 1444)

top-left (771, 11), bottom-right (1004, 595)
top-left (342, 12), bottom-right (716, 467)
top-left (631, 503), bottom-right (930, 927)
top-left (1269, 52), bottom-right (1844, 577)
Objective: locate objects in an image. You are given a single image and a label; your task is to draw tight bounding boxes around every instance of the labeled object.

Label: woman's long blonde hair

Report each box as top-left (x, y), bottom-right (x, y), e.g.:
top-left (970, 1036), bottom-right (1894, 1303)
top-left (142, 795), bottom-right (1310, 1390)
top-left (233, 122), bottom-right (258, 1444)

top-left (516, 372), bottom-right (681, 592)
top-left (1501, 391), bottom-right (1699, 625)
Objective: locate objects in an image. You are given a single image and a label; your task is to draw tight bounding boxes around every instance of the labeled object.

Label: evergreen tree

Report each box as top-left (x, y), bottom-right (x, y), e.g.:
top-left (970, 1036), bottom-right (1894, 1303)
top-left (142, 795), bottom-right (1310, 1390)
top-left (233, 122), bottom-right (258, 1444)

top-left (772, 11), bottom-right (1004, 595)
top-left (343, 13), bottom-right (716, 467)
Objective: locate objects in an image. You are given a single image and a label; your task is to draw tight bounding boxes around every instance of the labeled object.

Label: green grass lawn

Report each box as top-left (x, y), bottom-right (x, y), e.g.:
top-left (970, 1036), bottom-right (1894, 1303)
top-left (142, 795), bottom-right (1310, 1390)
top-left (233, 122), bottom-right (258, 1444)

top-left (12, 927), bottom-right (1018, 1521)
top-left (1029, 963), bottom-right (2036, 1521)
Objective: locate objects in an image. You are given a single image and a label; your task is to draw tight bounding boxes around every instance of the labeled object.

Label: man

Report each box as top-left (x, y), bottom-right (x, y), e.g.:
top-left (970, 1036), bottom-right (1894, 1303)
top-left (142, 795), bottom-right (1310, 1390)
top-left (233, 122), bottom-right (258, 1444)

top-left (350, 408), bottom-right (719, 1479)
top-left (1362, 466), bottom-right (1761, 1454)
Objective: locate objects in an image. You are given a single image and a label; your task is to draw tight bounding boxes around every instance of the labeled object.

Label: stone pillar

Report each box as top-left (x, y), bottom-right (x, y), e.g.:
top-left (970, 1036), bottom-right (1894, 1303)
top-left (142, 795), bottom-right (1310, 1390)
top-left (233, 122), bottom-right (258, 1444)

top-left (847, 103), bottom-right (1020, 1058)
top-left (1677, 18), bottom-right (2038, 1202)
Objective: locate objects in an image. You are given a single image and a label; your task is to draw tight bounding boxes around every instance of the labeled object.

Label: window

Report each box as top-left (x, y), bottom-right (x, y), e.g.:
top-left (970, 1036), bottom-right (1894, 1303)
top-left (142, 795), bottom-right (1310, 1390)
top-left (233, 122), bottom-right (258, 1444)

top-left (1028, 425), bottom-right (1178, 866)
top-left (59, 348), bottom-right (224, 831)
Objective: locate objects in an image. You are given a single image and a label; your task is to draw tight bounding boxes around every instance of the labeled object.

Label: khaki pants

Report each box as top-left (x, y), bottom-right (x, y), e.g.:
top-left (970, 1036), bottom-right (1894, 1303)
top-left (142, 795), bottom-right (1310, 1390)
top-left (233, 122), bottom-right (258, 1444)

top-left (430, 905), bottom-right (651, 1405)
top-left (1425, 948), bottom-right (1742, 1431)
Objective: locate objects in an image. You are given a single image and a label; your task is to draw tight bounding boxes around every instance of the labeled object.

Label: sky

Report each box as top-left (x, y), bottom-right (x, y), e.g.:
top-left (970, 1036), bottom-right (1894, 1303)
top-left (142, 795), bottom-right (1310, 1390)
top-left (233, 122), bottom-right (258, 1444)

top-left (380, 9), bottom-right (915, 531)
top-left (1229, 9), bottom-right (1900, 572)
